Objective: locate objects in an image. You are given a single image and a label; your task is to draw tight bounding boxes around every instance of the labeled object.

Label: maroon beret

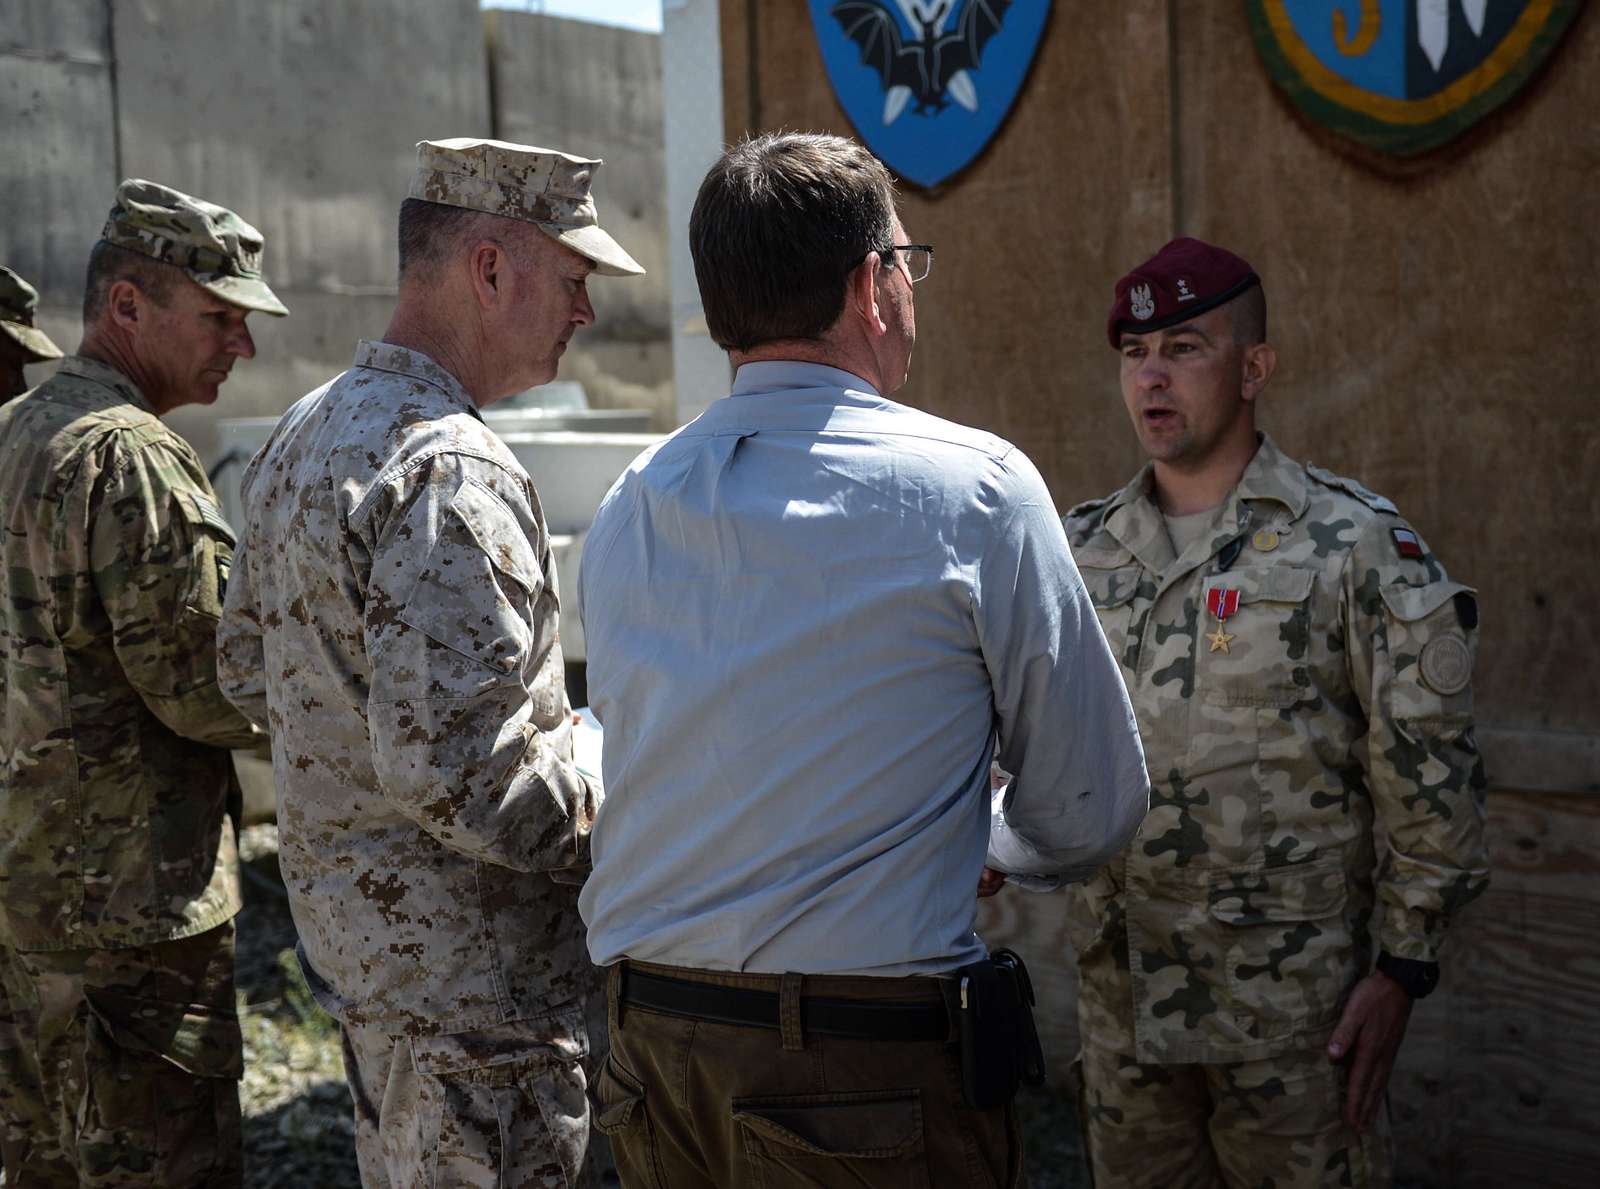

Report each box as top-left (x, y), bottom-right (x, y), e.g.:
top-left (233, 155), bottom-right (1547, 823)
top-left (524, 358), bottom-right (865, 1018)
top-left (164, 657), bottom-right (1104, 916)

top-left (1107, 237), bottom-right (1260, 348)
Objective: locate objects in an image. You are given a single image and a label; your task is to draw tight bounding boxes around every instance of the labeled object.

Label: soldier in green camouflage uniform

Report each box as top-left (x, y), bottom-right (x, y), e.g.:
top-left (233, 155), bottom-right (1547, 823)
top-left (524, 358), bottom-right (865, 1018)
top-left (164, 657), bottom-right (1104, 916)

top-left (1061, 239), bottom-right (1488, 1188)
top-left (0, 265), bottom-right (63, 401)
top-left (0, 181), bottom-right (286, 1186)
top-left (216, 138), bottom-right (643, 1189)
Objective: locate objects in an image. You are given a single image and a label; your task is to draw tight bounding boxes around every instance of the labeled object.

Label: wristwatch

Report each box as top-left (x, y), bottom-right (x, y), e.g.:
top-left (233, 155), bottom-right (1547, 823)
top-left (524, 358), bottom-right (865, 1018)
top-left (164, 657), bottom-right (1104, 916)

top-left (1375, 951), bottom-right (1441, 999)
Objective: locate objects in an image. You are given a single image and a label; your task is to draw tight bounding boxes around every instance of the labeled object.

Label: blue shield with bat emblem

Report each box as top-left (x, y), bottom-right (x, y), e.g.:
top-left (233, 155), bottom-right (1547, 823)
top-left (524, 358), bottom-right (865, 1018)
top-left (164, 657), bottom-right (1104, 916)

top-left (809, 1), bottom-right (1051, 189)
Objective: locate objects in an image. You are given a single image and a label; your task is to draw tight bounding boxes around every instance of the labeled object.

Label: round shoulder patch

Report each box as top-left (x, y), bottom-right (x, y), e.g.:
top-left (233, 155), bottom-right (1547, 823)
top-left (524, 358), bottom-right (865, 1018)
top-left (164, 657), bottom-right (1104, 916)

top-left (1419, 635), bottom-right (1472, 696)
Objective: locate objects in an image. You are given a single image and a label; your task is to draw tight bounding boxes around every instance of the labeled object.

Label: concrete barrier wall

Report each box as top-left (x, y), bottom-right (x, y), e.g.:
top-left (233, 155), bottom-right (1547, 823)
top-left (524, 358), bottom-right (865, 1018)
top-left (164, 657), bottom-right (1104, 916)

top-left (0, 1), bottom-right (671, 459)
top-left (0, 1), bottom-right (119, 354)
top-left (489, 10), bottom-right (673, 427)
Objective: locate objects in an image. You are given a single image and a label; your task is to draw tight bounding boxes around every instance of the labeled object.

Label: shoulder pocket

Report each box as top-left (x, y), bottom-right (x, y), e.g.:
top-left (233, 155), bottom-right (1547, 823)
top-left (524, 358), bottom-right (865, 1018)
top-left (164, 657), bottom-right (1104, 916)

top-left (449, 478), bottom-right (541, 595)
top-left (1379, 579), bottom-right (1477, 707)
top-left (398, 478), bottom-right (544, 677)
top-left (1379, 579), bottom-right (1474, 623)
top-left (174, 489), bottom-right (236, 622)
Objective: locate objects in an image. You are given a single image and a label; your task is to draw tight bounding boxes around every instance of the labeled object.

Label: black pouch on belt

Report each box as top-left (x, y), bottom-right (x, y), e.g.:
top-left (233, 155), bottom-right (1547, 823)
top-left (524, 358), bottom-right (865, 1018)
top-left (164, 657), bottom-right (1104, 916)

top-left (954, 948), bottom-right (1047, 1110)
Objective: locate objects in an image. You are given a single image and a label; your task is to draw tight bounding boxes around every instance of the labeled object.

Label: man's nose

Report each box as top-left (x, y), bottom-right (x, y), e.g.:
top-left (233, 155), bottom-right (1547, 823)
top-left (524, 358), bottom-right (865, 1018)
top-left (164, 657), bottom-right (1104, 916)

top-left (572, 284), bottom-right (596, 328)
top-left (228, 319), bottom-right (256, 359)
top-left (1135, 357), bottom-right (1168, 391)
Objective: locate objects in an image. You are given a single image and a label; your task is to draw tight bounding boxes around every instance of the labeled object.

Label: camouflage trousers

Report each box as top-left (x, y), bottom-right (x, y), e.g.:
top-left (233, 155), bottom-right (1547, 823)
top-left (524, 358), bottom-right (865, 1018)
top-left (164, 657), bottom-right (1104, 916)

top-left (0, 920), bottom-right (242, 1188)
top-left (339, 1007), bottom-right (596, 1189)
top-left (1076, 935), bottom-right (1391, 1189)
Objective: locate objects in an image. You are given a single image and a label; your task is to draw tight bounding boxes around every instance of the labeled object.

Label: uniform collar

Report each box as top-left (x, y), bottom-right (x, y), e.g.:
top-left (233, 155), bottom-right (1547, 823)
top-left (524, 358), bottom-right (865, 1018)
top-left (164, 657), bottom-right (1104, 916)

top-left (55, 354), bottom-right (153, 414)
top-left (352, 340), bottom-right (482, 419)
top-left (1229, 433), bottom-right (1309, 521)
top-left (1101, 433), bottom-right (1308, 578)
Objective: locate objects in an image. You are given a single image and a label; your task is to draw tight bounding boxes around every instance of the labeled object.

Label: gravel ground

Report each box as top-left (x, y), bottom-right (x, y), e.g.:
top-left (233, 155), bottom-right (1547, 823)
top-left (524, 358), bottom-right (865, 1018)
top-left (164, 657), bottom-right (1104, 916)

top-left (236, 825), bottom-right (360, 1188)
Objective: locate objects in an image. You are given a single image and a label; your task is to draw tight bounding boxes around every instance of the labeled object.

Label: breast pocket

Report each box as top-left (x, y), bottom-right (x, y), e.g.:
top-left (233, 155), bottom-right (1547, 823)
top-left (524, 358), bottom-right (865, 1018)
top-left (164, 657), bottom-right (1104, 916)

top-left (1188, 565), bottom-right (1317, 776)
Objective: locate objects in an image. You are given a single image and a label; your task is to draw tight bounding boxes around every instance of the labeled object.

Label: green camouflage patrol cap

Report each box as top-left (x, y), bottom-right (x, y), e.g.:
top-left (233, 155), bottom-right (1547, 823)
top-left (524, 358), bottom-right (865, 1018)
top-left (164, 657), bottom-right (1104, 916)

top-left (409, 138), bottom-right (645, 278)
top-left (100, 179), bottom-right (289, 316)
top-left (0, 266), bottom-right (63, 361)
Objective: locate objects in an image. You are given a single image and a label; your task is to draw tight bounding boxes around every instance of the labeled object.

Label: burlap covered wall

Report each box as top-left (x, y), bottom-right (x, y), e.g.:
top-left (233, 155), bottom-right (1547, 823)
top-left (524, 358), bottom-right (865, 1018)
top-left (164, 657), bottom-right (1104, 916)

top-left (718, 2), bottom-right (1598, 1183)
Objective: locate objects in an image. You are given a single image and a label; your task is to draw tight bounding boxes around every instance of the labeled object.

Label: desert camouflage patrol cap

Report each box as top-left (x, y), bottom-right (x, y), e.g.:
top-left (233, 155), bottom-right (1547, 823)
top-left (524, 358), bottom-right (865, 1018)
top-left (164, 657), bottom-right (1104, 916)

top-left (0, 266), bottom-right (63, 361)
top-left (100, 179), bottom-right (289, 317)
top-left (409, 137), bottom-right (645, 277)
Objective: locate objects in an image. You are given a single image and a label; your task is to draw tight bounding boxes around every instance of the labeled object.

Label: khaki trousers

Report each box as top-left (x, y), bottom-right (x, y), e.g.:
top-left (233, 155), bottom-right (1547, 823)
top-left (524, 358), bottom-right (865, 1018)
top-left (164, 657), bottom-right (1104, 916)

top-left (339, 1006), bottom-right (595, 1189)
top-left (0, 920), bottom-right (242, 1188)
top-left (593, 961), bottom-right (1024, 1189)
top-left (1076, 936), bottom-right (1391, 1189)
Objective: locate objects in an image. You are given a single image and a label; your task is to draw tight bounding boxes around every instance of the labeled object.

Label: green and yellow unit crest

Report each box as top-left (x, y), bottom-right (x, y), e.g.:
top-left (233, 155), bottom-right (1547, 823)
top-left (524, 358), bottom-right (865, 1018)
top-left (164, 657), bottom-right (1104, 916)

top-left (1245, 1), bottom-right (1583, 157)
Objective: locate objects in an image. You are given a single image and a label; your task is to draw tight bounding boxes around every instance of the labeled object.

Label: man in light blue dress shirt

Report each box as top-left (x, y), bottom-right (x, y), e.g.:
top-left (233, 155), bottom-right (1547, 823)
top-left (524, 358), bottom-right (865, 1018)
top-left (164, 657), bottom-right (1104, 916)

top-left (579, 132), bottom-right (1150, 1187)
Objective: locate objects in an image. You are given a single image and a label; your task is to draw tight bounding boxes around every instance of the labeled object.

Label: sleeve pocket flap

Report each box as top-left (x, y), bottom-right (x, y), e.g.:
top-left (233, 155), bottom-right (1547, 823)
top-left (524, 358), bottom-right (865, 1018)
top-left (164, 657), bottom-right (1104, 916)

top-left (451, 478), bottom-right (540, 594)
top-left (1380, 580), bottom-right (1476, 622)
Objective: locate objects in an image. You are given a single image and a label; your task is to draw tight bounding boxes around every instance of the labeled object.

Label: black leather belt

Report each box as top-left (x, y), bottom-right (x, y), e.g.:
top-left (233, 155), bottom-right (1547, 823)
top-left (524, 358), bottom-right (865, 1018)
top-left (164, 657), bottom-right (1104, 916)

top-left (619, 966), bottom-right (951, 1042)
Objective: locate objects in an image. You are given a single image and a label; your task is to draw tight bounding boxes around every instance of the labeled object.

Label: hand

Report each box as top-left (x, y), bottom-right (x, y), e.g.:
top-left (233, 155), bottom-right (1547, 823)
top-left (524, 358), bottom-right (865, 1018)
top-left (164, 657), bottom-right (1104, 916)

top-left (1327, 971), bottom-right (1413, 1131)
top-left (976, 867), bottom-right (1007, 898)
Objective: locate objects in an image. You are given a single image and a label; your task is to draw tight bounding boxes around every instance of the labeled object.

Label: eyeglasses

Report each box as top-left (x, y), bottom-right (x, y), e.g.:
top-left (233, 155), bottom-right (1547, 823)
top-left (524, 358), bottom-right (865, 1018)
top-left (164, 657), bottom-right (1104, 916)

top-left (882, 243), bottom-right (934, 284)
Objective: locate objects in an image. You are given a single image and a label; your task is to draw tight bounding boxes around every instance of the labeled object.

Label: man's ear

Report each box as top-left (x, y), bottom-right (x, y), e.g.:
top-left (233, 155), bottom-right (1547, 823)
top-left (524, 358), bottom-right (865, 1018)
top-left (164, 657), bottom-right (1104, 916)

top-left (1241, 342), bottom-right (1277, 404)
top-left (468, 241), bottom-right (505, 311)
top-left (105, 279), bottom-right (143, 332)
top-left (845, 253), bottom-right (888, 338)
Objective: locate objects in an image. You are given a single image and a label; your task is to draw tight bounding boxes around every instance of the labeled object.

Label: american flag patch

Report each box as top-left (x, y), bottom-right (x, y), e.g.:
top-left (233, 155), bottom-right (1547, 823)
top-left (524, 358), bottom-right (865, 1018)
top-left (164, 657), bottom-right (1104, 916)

top-left (1392, 528), bottom-right (1424, 560)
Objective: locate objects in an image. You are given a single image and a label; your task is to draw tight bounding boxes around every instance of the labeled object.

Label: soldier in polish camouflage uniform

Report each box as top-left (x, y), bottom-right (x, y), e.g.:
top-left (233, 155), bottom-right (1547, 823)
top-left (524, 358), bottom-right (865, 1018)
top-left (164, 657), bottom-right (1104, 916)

top-left (0, 181), bottom-right (286, 1186)
top-left (1061, 238), bottom-right (1489, 1188)
top-left (217, 137), bottom-right (644, 1189)
top-left (0, 265), bottom-right (64, 401)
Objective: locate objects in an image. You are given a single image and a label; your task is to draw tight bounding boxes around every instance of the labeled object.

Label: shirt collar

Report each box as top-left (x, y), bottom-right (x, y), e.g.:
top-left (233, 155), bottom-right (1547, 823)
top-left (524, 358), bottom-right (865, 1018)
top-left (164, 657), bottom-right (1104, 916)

top-left (352, 340), bottom-right (481, 419)
top-left (55, 355), bottom-right (153, 413)
top-left (730, 360), bottom-right (881, 399)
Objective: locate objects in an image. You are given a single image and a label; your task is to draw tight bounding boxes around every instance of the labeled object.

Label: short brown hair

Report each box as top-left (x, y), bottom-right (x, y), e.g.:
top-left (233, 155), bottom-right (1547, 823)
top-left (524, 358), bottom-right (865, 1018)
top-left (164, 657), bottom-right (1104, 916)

top-left (1228, 284), bottom-right (1267, 345)
top-left (690, 133), bottom-right (898, 352)
top-left (81, 241), bottom-right (178, 323)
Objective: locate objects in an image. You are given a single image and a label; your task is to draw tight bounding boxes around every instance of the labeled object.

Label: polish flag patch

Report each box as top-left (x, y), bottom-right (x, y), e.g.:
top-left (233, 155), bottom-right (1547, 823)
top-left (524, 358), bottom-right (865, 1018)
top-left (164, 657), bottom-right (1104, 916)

top-left (1391, 528), bottom-right (1424, 560)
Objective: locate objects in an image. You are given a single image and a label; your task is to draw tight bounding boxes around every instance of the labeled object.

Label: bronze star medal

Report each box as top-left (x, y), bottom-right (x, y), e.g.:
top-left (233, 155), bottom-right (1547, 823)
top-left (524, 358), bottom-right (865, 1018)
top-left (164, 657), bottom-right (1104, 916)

top-left (1206, 586), bottom-right (1240, 653)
